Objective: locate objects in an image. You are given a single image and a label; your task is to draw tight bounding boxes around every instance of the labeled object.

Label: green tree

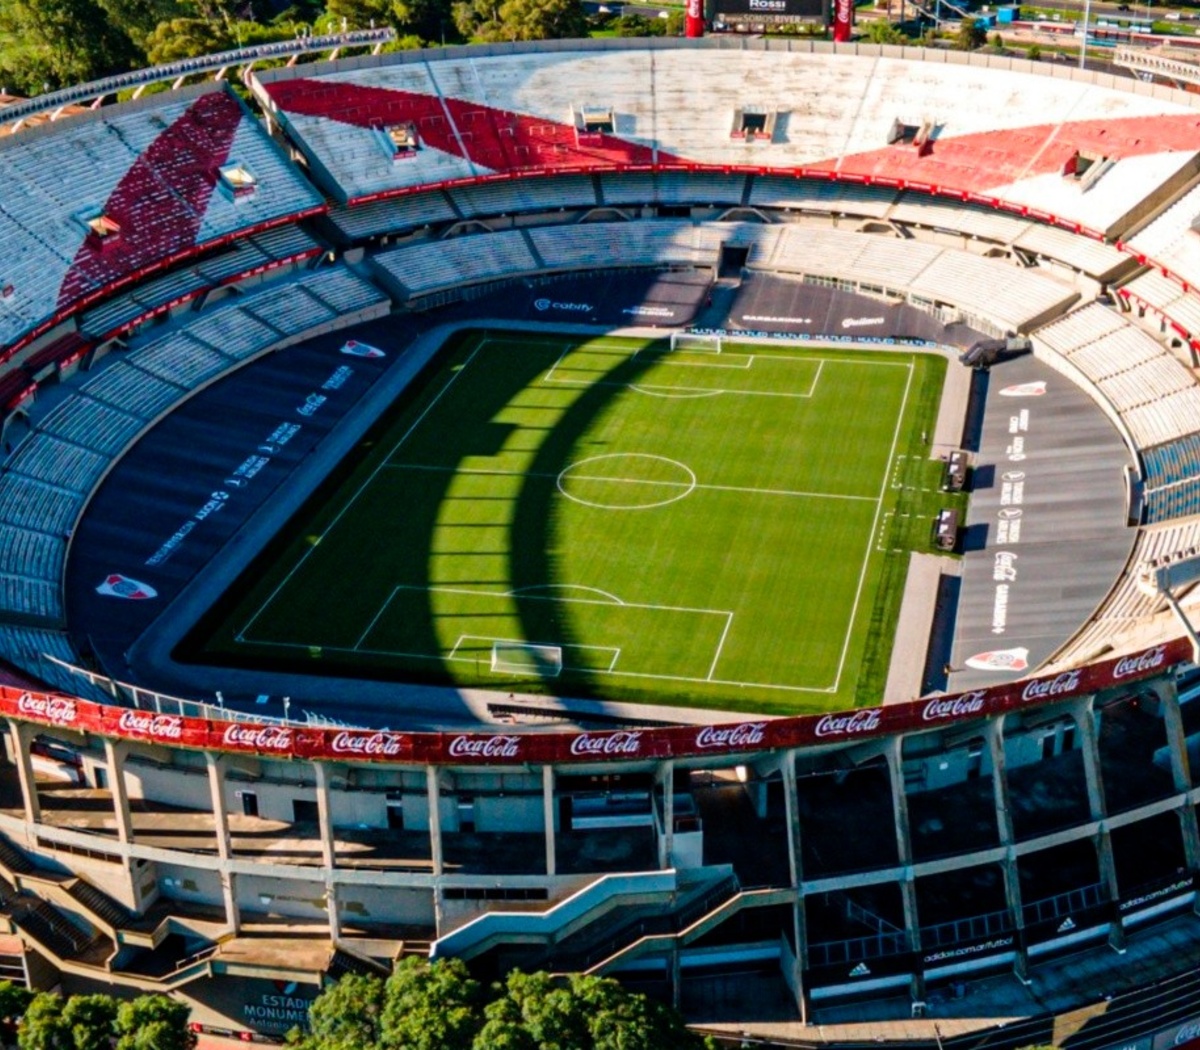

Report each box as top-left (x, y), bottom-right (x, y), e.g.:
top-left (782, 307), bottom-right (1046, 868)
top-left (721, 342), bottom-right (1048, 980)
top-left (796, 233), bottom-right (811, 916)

top-left (0, 981), bottom-right (34, 1024)
top-left (16, 994), bottom-right (68, 1050)
top-left (473, 971), bottom-right (707, 1050)
top-left (61, 996), bottom-right (117, 1050)
top-left (954, 15), bottom-right (987, 48)
top-left (452, 0), bottom-right (587, 40)
top-left (1027, 42), bottom-right (1041, 58)
top-left (288, 973), bottom-right (385, 1050)
top-left (113, 996), bottom-right (194, 1050)
top-left (990, 30), bottom-right (1004, 49)
top-left (864, 18), bottom-right (907, 42)
top-left (380, 958), bottom-right (481, 1050)
top-left (0, 0), bottom-right (140, 92)
top-left (614, 12), bottom-right (660, 34)
top-left (142, 17), bottom-right (231, 64)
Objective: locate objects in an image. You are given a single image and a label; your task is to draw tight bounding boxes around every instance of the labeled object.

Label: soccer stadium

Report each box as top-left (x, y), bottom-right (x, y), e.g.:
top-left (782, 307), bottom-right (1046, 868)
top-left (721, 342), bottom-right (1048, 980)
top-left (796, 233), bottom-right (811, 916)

top-left (5, 31), bottom-right (1200, 1046)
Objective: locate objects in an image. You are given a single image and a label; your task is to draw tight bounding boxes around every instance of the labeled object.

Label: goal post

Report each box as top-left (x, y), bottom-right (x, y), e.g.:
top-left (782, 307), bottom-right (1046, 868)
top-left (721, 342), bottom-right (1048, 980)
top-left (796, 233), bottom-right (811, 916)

top-left (668, 331), bottom-right (722, 354)
top-left (490, 641), bottom-right (564, 677)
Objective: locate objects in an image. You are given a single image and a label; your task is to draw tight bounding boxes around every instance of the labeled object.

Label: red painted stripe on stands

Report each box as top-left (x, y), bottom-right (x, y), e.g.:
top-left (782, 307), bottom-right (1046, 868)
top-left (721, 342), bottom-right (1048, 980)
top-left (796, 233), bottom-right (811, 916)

top-left (263, 78), bottom-right (687, 172)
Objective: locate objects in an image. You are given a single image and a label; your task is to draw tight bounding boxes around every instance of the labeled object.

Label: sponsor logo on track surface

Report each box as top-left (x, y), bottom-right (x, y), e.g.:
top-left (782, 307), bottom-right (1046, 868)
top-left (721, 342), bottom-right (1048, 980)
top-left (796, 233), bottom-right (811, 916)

top-left (96, 574), bottom-right (157, 600)
top-left (534, 299), bottom-right (591, 312)
top-left (999, 381), bottom-right (1047, 397)
top-left (340, 340), bottom-right (385, 359)
top-left (965, 647), bottom-right (1029, 672)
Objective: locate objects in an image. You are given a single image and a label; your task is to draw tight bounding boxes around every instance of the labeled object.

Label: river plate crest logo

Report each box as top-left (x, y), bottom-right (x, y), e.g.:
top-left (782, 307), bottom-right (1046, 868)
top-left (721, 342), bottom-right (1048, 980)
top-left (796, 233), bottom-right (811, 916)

top-left (339, 340), bottom-right (385, 358)
top-left (965, 646), bottom-right (1029, 672)
top-left (96, 574), bottom-right (157, 600)
top-left (998, 381), bottom-right (1046, 397)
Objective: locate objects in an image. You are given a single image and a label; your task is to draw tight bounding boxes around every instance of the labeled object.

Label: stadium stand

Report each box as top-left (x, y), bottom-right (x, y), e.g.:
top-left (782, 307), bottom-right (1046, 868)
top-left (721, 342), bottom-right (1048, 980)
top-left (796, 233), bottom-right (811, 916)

top-left (0, 265), bottom-right (387, 645)
top-left (0, 84), bottom-right (323, 363)
top-left (11, 39), bottom-right (1200, 1043)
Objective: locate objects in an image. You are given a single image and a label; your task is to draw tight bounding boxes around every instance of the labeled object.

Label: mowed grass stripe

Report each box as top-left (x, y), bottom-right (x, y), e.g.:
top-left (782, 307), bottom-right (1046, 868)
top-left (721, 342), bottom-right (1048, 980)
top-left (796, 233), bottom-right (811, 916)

top-left (195, 330), bottom-right (948, 715)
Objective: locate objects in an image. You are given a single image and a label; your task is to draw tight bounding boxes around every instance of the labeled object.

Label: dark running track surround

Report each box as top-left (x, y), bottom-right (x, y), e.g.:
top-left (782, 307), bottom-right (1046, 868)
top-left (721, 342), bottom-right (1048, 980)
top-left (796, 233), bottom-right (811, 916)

top-left (466, 270), bottom-right (710, 327)
top-left (65, 323), bottom-right (399, 682)
top-left (947, 354), bottom-right (1136, 691)
top-left (724, 275), bottom-right (984, 344)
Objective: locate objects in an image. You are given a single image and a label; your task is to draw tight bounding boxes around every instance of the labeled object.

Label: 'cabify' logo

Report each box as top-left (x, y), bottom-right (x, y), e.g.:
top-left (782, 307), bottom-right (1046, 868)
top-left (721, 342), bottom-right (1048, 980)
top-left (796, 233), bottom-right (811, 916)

top-left (1112, 645), bottom-right (1167, 680)
top-left (117, 711), bottom-right (184, 740)
top-left (534, 298), bottom-right (591, 312)
top-left (331, 731), bottom-right (405, 757)
top-left (447, 735), bottom-right (521, 760)
top-left (569, 731), bottom-right (643, 757)
top-left (922, 692), bottom-right (987, 721)
top-left (695, 723), bottom-right (766, 749)
top-left (17, 693), bottom-right (77, 725)
top-left (223, 725), bottom-right (294, 751)
top-left (813, 709), bottom-right (881, 738)
top-left (1021, 670), bottom-right (1082, 702)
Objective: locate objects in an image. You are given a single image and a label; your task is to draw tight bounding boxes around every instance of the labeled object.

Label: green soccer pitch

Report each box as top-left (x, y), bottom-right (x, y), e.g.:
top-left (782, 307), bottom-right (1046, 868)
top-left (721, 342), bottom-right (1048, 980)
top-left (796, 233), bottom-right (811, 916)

top-left (188, 330), bottom-right (962, 716)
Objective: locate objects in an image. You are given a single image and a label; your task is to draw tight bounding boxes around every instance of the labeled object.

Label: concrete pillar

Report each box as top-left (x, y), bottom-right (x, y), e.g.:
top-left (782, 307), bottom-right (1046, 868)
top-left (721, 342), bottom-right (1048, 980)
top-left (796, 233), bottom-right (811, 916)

top-left (205, 752), bottom-right (231, 862)
top-left (542, 765), bottom-right (556, 877)
top-left (8, 721), bottom-right (39, 826)
top-left (670, 944), bottom-right (682, 1010)
top-left (659, 760), bottom-right (675, 869)
top-left (326, 881), bottom-right (341, 943)
top-left (791, 899), bottom-right (809, 1025)
top-left (426, 766), bottom-right (444, 878)
top-left (986, 718), bottom-right (1015, 845)
top-left (1075, 697), bottom-right (1108, 822)
top-left (103, 739), bottom-right (133, 846)
top-left (781, 752), bottom-right (802, 889)
top-left (313, 762), bottom-right (337, 871)
top-left (987, 719), bottom-right (1028, 978)
top-left (1155, 683), bottom-right (1200, 876)
top-left (220, 871), bottom-right (240, 936)
top-left (886, 740), bottom-right (922, 1001)
top-left (1158, 680), bottom-right (1194, 793)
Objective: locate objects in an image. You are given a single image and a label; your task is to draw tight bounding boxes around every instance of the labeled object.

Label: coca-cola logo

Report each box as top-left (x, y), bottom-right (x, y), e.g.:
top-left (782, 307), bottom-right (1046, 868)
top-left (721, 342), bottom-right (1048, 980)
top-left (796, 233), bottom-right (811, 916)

top-left (447, 735), bottom-right (521, 760)
top-left (686, 0), bottom-right (701, 16)
top-left (1021, 670), bottom-right (1082, 702)
top-left (836, 0), bottom-right (852, 20)
top-left (813, 709), bottom-right (881, 738)
top-left (331, 731), bottom-right (405, 757)
top-left (17, 693), bottom-right (77, 726)
top-left (695, 723), bottom-right (766, 749)
top-left (1174, 1023), bottom-right (1200, 1047)
top-left (1112, 645), bottom-right (1168, 680)
top-left (922, 692), bottom-right (987, 721)
top-left (223, 724), bottom-right (294, 751)
top-left (117, 710), bottom-right (184, 740)
top-left (569, 731), bottom-right (643, 757)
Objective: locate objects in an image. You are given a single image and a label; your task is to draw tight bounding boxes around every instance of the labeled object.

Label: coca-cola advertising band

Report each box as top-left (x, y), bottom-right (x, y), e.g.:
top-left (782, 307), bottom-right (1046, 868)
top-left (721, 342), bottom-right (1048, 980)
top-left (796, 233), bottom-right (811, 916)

top-left (3, 637), bottom-right (1188, 767)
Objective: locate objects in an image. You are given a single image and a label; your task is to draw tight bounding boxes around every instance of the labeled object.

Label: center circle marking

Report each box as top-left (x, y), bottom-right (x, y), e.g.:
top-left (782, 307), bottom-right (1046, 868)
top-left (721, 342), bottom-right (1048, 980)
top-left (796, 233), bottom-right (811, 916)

top-left (556, 453), bottom-right (697, 510)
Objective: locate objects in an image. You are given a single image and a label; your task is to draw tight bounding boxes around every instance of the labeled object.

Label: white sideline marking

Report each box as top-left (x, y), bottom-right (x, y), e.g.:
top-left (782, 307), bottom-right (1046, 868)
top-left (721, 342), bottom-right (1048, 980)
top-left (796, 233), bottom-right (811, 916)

top-left (355, 585), bottom-right (400, 649)
top-left (707, 612), bottom-right (735, 681)
top-left (830, 359), bottom-right (915, 693)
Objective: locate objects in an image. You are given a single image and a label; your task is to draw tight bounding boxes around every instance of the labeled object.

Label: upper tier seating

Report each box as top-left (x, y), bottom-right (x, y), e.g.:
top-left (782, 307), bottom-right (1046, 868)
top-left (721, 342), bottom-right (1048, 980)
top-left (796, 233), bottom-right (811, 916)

top-left (1033, 303), bottom-right (1200, 506)
top-left (0, 85), bottom-right (323, 360)
top-left (254, 43), bottom-right (1200, 237)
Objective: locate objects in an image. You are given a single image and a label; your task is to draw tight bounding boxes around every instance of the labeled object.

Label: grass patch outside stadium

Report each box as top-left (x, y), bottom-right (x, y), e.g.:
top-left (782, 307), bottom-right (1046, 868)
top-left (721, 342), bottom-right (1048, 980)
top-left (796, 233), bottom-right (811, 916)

top-left (185, 330), bottom-right (962, 716)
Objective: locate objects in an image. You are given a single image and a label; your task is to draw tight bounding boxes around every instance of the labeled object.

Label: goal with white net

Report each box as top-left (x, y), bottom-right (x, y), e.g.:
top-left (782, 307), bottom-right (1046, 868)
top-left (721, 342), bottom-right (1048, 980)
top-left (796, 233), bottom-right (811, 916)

top-left (490, 641), bottom-right (564, 677)
top-left (668, 331), bottom-right (722, 354)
